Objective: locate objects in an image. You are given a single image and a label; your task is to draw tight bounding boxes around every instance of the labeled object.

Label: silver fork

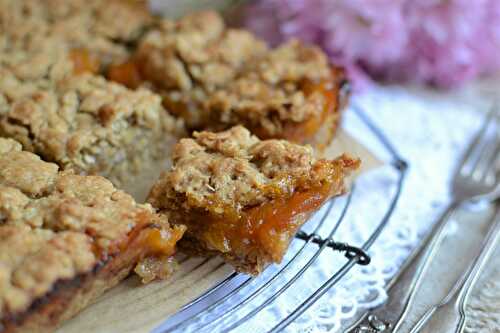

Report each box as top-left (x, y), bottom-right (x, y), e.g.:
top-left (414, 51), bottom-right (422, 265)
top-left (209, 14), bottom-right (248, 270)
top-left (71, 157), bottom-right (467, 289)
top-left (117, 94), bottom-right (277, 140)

top-left (408, 107), bottom-right (500, 332)
top-left (350, 105), bottom-right (500, 333)
top-left (409, 203), bottom-right (500, 333)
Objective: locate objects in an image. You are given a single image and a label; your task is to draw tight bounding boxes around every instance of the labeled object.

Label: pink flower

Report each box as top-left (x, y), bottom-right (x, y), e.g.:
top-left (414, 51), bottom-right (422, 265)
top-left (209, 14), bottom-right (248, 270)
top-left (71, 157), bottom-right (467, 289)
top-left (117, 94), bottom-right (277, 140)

top-left (244, 0), bottom-right (500, 88)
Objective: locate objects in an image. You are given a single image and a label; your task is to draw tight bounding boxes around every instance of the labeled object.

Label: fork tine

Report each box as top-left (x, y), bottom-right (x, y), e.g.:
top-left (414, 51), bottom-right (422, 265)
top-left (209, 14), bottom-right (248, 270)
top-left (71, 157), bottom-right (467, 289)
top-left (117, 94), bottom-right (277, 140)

top-left (475, 138), bottom-right (500, 184)
top-left (485, 143), bottom-right (500, 185)
top-left (472, 108), bottom-right (500, 182)
top-left (459, 105), bottom-right (499, 176)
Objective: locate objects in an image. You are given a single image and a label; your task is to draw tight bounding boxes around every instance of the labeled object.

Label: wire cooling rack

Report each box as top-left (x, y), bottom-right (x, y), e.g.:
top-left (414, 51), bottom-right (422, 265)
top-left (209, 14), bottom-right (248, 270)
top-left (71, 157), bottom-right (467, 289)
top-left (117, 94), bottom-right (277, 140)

top-left (156, 105), bottom-right (409, 333)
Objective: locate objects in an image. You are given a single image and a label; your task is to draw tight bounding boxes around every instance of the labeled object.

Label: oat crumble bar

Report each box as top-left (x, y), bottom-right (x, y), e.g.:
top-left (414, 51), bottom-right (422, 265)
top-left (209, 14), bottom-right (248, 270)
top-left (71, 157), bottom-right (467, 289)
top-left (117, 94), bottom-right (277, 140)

top-left (147, 126), bottom-right (359, 274)
top-left (0, 138), bottom-right (185, 333)
top-left (109, 11), bottom-right (267, 98)
top-left (205, 40), bottom-right (348, 146)
top-left (0, 74), bottom-right (186, 201)
top-left (108, 11), bottom-right (347, 146)
top-left (0, 34), bottom-right (78, 102)
top-left (1, 0), bottom-right (153, 61)
top-left (0, 0), bottom-right (154, 95)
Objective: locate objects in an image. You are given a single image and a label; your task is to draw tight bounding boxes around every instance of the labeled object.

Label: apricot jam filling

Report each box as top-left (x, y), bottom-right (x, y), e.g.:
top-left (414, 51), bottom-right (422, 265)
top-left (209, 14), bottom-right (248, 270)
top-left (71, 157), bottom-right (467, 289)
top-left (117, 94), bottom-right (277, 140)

top-left (189, 183), bottom-right (331, 262)
top-left (280, 73), bottom-right (341, 143)
top-left (180, 166), bottom-right (348, 264)
top-left (130, 224), bottom-right (185, 283)
top-left (92, 211), bottom-right (185, 282)
top-left (69, 48), bottom-right (100, 75)
top-left (107, 59), bottom-right (143, 89)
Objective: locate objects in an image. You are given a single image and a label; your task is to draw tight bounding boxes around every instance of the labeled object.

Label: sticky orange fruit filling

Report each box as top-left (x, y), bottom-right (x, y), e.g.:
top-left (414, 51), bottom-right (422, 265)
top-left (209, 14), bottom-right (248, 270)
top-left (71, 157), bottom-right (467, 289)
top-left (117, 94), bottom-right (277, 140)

top-left (279, 76), bottom-right (340, 143)
top-left (101, 211), bottom-right (185, 263)
top-left (69, 48), bottom-right (100, 75)
top-left (106, 57), bottom-right (342, 143)
top-left (198, 183), bottom-right (331, 262)
top-left (192, 157), bottom-right (357, 263)
top-left (107, 60), bottom-right (143, 89)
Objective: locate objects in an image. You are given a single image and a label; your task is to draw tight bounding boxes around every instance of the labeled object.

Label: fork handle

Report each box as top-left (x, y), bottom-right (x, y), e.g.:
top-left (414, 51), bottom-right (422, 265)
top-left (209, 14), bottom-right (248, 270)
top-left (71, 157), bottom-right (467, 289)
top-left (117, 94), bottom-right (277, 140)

top-left (410, 208), bottom-right (500, 333)
top-left (349, 201), bottom-right (459, 332)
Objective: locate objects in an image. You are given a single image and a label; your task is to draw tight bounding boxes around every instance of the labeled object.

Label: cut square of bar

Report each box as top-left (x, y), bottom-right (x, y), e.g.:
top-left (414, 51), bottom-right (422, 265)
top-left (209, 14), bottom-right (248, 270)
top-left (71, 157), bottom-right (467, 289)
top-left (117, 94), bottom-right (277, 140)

top-left (0, 138), bottom-right (185, 333)
top-left (0, 73), bottom-right (185, 201)
top-left (0, 0), bottom-right (155, 104)
top-left (1, 0), bottom-right (154, 73)
top-left (108, 11), bottom-right (347, 146)
top-left (205, 40), bottom-right (348, 146)
top-left (147, 126), bottom-right (360, 275)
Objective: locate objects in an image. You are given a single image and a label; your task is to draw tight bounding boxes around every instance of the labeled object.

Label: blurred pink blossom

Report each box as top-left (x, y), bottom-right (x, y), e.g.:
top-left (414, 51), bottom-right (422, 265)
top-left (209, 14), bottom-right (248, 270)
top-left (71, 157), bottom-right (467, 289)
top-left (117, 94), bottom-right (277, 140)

top-left (244, 0), bottom-right (500, 88)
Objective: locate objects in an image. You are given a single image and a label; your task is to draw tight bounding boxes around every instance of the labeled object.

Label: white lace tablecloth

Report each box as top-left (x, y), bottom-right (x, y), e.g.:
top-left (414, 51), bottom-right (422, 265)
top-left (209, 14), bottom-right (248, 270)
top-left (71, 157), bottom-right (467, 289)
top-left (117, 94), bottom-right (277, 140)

top-left (176, 82), bottom-right (495, 333)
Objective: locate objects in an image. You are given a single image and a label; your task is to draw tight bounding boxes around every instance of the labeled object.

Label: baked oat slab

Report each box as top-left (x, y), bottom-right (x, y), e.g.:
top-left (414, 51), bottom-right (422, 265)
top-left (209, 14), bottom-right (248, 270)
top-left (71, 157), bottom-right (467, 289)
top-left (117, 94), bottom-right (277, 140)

top-left (0, 138), bottom-right (185, 333)
top-left (148, 126), bottom-right (360, 275)
top-left (206, 40), bottom-right (348, 146)
top-left (108, 11), bottom-right (347, 146)
top-left (0, 0), bottom-right (154, 104)
top-left (0, 73), bottom-right (185, 201)
top-left (0, 0), bottom-right (154, 72)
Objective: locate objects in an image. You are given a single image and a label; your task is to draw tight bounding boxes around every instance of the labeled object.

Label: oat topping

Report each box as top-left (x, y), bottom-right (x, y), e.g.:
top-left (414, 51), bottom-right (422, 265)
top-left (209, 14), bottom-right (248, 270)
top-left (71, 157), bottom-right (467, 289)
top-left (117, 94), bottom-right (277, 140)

top-left (0, 74), bottom-right (185, 192)
top-left (0, 137), bottom-right (176, 318)
top-left (134, 10), bottom-right (268, 128)
top-left (205, 40), bottom-right (338, 135)
top-left (0, 0), bottom-right (154, 96)
top-left (1, 0), bottom-right (152, 53)
top-left (148, 126), bottom-right (353, 215)
top-left (0, 1), bottom-right (191, 202)
top-left (137, 11), bottom-right (267, 91)
top-left (0, 34), bottom-right (76, 101)
top-left (124, 11), bottom-right (343, 141)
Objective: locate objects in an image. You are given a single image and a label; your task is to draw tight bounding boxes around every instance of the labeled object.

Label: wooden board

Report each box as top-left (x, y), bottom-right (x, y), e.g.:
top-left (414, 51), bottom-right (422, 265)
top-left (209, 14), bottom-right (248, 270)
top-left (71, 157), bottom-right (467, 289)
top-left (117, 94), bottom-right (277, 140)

top-left (58, 129), bottom-right (382, 333)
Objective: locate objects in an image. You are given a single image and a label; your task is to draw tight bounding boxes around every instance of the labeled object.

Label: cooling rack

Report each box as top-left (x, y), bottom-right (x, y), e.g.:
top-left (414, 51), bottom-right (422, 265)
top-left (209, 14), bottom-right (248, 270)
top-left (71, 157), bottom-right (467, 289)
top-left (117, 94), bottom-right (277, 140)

top-left (155, 105), bottom-right (409, 333)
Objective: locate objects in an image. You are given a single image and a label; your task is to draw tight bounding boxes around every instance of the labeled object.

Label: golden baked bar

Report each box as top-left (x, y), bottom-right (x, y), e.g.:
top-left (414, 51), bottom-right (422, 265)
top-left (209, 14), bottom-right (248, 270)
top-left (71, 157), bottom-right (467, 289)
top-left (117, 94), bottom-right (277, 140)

top-left (0, 138), bottom-right (185, 333)
top-left (108, 11), bottom-right (347, 146)
top-left (0, 34), bottom-right (82, 102)
top-left (0, 0), bottom-right (154, 100)
top-left (205, 40), bottom-right (347, 146)
top-left (147, 126), bottom-right (359, 275)
top-left (108, 10), bottom-right (267, 108)
top-left (1, 0), bottom-right (153, 67)
top-left (0, 74), bottom-right (185, 201)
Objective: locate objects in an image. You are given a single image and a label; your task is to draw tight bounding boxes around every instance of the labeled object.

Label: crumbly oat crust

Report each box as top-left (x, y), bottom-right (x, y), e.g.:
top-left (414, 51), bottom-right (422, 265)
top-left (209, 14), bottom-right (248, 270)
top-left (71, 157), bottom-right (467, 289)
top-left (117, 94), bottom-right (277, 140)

top-left (0, 32), bottom-right (76, 102)
top-left (150, 126), bottom-right (315, 212)
top-left (205, 40), bottom-right (346, 140)
top-left (0, 74), bottom-right (185, 200)
top-left (131, 11), bottom-right (269, 127)
top-left (137, 11), bottom-right (268, 90)
top-left (0, 138), bottom-right (185, 331)
top-left (0, 0), bottom-right (154, 96)
top-left (148, 126), bottom-right (360, 274)
top-left (1, 0), bottom-right (152, 56)
top-left (113, 10), bottom-right (346, 143)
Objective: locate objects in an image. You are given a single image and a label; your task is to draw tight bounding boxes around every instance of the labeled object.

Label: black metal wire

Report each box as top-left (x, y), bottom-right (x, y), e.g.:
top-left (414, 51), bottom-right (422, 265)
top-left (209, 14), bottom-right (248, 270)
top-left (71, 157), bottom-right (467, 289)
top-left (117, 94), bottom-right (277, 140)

top-left (159, 105), bottom-right (408, 333)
